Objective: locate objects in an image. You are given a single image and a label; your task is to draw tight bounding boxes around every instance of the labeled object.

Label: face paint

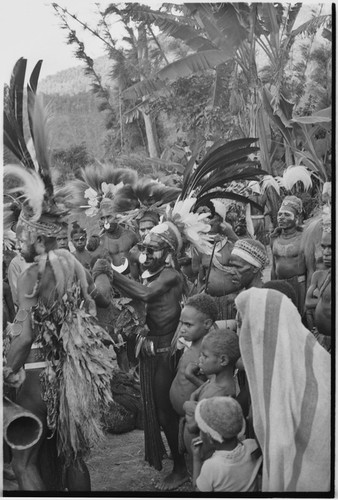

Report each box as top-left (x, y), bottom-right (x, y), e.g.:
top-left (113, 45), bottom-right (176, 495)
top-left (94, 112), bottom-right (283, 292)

top-left (277, 209), bottom-right (297, 229)
top-left (139, 253), bottom-right (147, 264)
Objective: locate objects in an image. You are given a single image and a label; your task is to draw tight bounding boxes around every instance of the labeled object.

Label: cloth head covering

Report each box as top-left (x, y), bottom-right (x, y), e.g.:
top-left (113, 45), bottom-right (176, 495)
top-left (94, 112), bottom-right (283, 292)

top-left (235, 288), bottom-right (331, 492)
top-left (144, 221), bottom-right (182, 252)
top-left (231, 238), bottom-right (267, 269)
top-left (279, 195), bottom-right (302, 215)
top-left (322, 208), bottom-right (331, 233)
top-left (195, 396), bottom-right (244, 443)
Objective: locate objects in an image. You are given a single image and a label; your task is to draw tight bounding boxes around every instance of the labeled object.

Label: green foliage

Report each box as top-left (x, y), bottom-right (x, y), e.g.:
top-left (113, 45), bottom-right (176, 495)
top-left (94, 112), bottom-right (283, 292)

top-left (52, 143), bottom-right (94, 186)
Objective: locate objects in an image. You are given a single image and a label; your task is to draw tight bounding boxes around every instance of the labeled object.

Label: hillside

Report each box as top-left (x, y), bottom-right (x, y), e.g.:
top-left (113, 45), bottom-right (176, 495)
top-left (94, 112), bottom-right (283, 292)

top-left (38, 56), bottom-right (117, 158)
top-left (39, 56), bottom-right (116, 95)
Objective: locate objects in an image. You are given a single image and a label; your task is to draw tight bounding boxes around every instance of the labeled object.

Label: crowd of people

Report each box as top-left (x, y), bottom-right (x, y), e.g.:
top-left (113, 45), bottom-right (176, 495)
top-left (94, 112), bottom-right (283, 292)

top-left (2, 58), bottom-right (332, 494)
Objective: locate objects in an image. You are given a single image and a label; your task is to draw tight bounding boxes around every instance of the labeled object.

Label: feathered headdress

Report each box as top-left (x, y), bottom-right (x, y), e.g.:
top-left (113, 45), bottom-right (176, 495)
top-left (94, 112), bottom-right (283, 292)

top-left (147, 196), bottom-right (213, 255)
top-left (4, 58), bottom-right (65, 239)
top-left (181, 138), bottom-right (267, 213)
top-left (57, 165), bottom-right (181, 222)
top-left (142, 138), bottom-right (268, 257)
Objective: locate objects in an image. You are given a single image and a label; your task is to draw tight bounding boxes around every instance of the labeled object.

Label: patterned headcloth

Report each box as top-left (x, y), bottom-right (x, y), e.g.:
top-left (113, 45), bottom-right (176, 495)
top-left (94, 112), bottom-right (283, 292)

top-left (231, 238), bottom-right (268, 269)
top-left (322, 207), bottom-right (331, 233)
top-left (195, 397), bottom-right (244, 443)
top-left (279, 195), bottom-right (302, 216)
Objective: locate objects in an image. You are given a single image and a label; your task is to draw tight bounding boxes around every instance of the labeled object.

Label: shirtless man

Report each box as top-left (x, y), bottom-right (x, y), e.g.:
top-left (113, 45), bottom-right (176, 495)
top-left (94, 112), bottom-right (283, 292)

top-left (92, 198), bottom-right (139, 273)
top-left (95, 223), bottom-right (189, 490)
top-left (3, 210), bottom-right (112, 491)
top-left (305, 222), bottom-right (331, 348)
top-left (129, 210), bottom-right (160, 280)
top-left (192, 202), bottom-right (240, 320)
top-left (271, 196), bottom-right (306, 316)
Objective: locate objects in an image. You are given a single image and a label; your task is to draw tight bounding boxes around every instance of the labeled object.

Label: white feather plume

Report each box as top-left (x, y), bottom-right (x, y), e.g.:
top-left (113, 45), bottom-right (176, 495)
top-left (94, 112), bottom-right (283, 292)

top-left (170, 197), bottom-right (213, 255)
top-left (260, 175), bottom-right (283, 194)
top-left (4, 164), bottom-right (45, 221)
top-left (282, 166), bottom-right (313, 191)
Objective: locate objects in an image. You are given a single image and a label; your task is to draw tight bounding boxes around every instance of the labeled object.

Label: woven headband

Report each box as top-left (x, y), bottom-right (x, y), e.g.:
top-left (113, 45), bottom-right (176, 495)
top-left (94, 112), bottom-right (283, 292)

top-left (195, 400), bottom-right (224, 443)
top-left (231, 248), bottom-right (263, 268)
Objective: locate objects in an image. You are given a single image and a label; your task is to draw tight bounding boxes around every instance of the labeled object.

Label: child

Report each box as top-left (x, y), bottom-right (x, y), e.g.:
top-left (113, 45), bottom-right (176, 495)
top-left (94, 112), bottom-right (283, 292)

top-left (169, 294), bottom-right (218, 417)
top-left (183, 328), bottom-right (240, 454)
top-left (191, 397), bottom-right (262, 492)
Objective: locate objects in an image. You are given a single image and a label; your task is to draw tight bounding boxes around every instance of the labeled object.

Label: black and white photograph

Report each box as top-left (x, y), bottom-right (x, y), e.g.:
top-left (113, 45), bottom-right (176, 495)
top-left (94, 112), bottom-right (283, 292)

top-left (2, 0), bottom-right (333, 495)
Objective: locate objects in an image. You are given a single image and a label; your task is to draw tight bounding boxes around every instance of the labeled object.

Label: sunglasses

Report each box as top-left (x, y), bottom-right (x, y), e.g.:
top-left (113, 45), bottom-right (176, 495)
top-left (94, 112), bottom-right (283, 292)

top-left (137, 244), bottom-right (165, 255)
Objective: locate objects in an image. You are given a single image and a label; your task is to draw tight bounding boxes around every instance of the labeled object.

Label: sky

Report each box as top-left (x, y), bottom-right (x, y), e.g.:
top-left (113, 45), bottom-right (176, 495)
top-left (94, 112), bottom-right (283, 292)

top-left (0, 1), bottom-right (333, 83)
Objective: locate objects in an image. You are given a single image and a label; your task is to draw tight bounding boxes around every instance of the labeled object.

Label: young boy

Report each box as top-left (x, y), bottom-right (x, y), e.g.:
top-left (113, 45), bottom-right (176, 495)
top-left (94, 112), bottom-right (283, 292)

top-left (169, 294), bottom-right (218, 417)
top-left (191, 397), bottom-right (262, 492)
top-left (183, 328), bottom-right (240, 454)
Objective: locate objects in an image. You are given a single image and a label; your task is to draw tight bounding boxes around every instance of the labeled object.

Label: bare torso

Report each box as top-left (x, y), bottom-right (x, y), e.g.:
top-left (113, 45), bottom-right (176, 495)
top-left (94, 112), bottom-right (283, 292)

top-left (145, 269), bottom-right (183, 335)
top-left (94, 229), bottom-right (138, 266)
top-left (272, 231), bottom-right (306, 279)
top-left (198, 241), bottom-right (239, 296)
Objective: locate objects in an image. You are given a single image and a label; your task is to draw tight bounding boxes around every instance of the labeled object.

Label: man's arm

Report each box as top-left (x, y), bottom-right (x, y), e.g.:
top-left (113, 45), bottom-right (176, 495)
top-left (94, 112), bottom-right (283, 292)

top-left (305, 271), bottom-right (321, 310)
top-left (113, 269), bottom-right (180, 302)
top-left (6, 270), bottom-right (38, 372)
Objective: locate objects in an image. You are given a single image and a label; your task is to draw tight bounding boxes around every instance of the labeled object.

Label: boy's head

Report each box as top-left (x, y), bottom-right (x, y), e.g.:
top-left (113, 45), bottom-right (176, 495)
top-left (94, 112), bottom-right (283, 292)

top-left (199, 329), bottom-right (240, 376)
top-left (179, 294), bottom-right (218, 343)
top-left (195, 396), bottom-right (244, 443)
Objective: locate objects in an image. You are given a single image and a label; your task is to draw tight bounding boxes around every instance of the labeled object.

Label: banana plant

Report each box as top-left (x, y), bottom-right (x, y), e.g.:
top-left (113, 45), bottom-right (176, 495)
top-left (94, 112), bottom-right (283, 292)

top-left (119, 3), bottom-right (330, 174)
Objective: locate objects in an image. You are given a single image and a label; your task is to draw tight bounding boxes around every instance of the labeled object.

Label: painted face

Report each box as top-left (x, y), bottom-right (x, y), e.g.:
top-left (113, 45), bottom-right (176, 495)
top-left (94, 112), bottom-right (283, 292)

top-left (139, 220), bottom-right (156, 240)
top-left (228, 254), bottom-right (257, 289)
top-left (100, 214), bottom-right (118, 232)
top-left (321, 232), bottom-right (332, 267)
top-left (56, 229), bottom-right (69, 250)
top-left (178, 306), bottom-right (210, 343)
top-left (137, 242), bottom-right (167, 272)
top-left (198, 338), bottom-right (223, 376)
top-left (277, 209), bottom-right (297, 229)
top-left (72, 232), bottom-right (87, 251)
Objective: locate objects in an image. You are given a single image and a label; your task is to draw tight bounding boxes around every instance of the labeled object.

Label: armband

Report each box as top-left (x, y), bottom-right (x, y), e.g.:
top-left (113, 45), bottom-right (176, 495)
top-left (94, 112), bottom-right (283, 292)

top-left (11, 309), bottom-right (31, 337)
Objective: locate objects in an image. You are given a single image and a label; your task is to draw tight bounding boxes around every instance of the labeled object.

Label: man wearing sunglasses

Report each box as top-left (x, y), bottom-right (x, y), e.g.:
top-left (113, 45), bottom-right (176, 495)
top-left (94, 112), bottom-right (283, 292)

top-left (99, 223), bottom-right (189, 491)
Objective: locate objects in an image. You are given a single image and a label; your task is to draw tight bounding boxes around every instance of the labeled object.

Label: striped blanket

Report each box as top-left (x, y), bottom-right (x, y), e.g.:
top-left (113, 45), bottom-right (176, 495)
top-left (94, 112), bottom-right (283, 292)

top-left (235, 288), bottom-right (331, 492)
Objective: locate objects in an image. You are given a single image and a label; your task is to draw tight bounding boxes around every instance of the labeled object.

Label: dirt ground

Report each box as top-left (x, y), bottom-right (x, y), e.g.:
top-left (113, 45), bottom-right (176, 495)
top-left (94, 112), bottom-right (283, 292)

top-left (3, 429), bottom-right (194, 494)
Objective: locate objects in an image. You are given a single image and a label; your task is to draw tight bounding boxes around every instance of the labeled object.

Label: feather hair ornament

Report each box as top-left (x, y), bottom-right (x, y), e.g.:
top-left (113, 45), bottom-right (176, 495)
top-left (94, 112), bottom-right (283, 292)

top-left (181, 138), bottom-right (267, 214)
top-left (147, 196), bottom-right (213, 255)
top-left (281, 165), bottom-right (313, 191)
top-left (4, 164), bottom-right (45, 221)
top-left (4, 58), bottom-right (64, 227)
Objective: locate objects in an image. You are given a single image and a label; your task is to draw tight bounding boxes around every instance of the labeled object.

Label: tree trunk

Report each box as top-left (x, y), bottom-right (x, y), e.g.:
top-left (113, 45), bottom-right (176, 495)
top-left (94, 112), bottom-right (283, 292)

top-left (141, 110), bottom-right (160, 158)
top-left (137, 25), bottom-right (161, 158)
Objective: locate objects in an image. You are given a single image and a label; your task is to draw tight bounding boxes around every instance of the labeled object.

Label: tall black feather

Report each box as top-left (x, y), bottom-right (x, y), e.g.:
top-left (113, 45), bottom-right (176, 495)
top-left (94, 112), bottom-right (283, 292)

top-left (27, 60), bottom-right (42, 143)
top-left (195, 192), bottom-right (264, 213)
top-left (4, 58), bottom-right (36, 171)
top-left (9, 57), bottom-right (26, 138)
top-left (181, 138), bottom-right (259, 198)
